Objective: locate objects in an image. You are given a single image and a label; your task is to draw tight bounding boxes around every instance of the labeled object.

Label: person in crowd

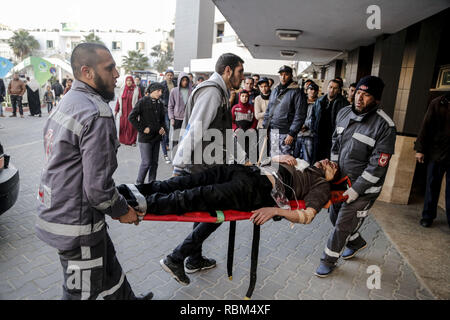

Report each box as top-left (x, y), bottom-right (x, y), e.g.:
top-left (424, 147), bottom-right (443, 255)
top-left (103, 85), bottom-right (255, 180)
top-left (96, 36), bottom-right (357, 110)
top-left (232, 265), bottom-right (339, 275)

top-left (129, 82), bottom-right (167, 183)
top-left (312, 79), bottom-right (348, 162)
top-left (347, 82), bottom-right (357, 105)
top-left (414, 93), bottom-right (450, 228)
top-left (188, 73), bottom-right (194, 85)
top-left (161, 53), bottom-right (245, 287)
top-left (51, 80), bottom-right (64, 103)
top-left (262, 65), bottom-right (307, 156)
top-left (0, 78), bottom-right (5, 117)
top-left (7, 72), bottom-right (26, 118)
top-left (117, 156), bottom-right (338, 226)
top-left (35, 42), bottom-right (152, 300)
top-left (134, 75), bottom-right (146, 97)
top-left (254, 77), bottom-right (271, 129)
top-left (267, 78), bottom-right (274, 89)
top-left (43, 85), bottom-right (55, 114)
top-left (114, 75), bottom-right (141, 146)
top-left (294, 82), bottom-right (319, 163)
top-left (252, 74), bottom-right (261, 95)
top-left (62, 74), bottom-right (70, 89)
top-left (62, 79), bottom-right (73, 95)
top-left (316, 75), bottom-right (396, 277)
top-left (26, 77), bottom-right (41, 117)
top-left (168, 72), bottom-right (193, 150)
top-left (232, 90), bottom-right (257, 132)
top-left (160, 70), bottom-right (177, 163)
top-left (302, 79), bottom-right (313, 94)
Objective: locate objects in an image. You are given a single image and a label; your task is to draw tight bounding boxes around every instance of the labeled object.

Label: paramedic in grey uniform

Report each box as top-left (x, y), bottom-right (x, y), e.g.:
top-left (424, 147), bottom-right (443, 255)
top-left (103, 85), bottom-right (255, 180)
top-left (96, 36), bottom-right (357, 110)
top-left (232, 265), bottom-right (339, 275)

top-left (35, 43), bottom-right (152, 300)
top-left (315, 75), bottom-right (397, 277)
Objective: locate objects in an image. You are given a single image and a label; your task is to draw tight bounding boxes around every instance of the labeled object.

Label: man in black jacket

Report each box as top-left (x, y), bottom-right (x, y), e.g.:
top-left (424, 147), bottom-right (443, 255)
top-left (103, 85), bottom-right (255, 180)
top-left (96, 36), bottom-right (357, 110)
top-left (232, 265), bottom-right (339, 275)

top-left (263, 65), bottom-right (307, 156)
top-left (129, 82), bottom-right (168, 183)
top-left (160, 70), bottom-right (177, 163)
top-left (0, 78), bottom-right (5, 117)
top-left (51, 80), bottom-right (64, 103)
top-left (414, 93), bottom-right (450, 228)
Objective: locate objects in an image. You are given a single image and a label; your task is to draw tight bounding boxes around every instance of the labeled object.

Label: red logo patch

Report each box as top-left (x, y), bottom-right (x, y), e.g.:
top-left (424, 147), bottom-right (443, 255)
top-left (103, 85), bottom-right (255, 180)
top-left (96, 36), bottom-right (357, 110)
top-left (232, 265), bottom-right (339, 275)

top-left (378, 153), bottom-right (391, 167)
top-left (359, 85), bottom-right (368, 90)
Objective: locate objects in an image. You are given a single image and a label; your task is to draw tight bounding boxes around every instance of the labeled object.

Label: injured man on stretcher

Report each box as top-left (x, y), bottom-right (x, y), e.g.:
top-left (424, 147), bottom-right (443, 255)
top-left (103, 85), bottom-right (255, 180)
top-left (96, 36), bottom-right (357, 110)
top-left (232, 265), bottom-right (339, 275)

top-left (116, 155), bottom-right (339, 226)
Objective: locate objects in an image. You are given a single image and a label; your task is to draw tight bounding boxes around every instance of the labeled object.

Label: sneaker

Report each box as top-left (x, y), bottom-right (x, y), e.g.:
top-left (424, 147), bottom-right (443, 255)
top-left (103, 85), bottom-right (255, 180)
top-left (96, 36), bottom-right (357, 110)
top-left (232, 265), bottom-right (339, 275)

top-left (315, 263), bottom-right (335, 278)
top-left (135, 291), bottom-right (154, 300)
top-left (185, 256), bottom-right (216, 274)
top-left (164, 155), bottom-right (171, 164)
top-left (342, 242), bottom-right (368, 260)
top-left (420, 218), bottom-right (433, 228)
top-left (160, 256), bottom-right (190, 286)
top-left (9, 114), bottom-right (16, 117)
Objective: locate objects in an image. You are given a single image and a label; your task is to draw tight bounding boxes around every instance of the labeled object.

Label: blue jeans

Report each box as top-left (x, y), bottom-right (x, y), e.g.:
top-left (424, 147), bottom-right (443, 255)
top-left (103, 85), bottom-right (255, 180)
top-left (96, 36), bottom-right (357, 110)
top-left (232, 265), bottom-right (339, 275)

top-left (160, 112), bottom-right (170, 156)
top-left (422, 161), bottom-right (450, 225)
top-left (294, 136), bottom-right (314, 164)
top-left (269, 131), bottom-right (295, 156)
top-left (137, 140), bottom-right (160, 184)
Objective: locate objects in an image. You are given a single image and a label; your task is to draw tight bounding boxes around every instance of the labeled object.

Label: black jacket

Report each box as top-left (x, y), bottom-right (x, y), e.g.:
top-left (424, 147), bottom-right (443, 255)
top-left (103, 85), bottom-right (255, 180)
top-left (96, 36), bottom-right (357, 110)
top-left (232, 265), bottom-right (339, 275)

top-left (160, 79), bottom-right (177, 107)
top-left (51, 82), bottom-right (63, 97)
top-left (128, 96), bottom-right (168, 143)
top-left (0, 79), bottom-right (5, 103)
top-left (414, 94), bottom-right (450, 164)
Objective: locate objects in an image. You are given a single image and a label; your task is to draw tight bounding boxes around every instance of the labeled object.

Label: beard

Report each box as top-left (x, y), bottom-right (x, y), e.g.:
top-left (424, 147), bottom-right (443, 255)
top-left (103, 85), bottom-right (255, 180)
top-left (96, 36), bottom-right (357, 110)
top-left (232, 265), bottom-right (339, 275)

top-left (93, 73), bottom-right (115, 101)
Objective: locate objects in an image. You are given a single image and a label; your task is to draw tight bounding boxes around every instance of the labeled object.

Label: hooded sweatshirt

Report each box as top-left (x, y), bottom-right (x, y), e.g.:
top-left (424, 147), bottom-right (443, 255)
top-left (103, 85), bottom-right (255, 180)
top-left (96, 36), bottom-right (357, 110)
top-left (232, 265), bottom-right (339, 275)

top-left (232, 93), bottom-right (257, 131)
top-left (168, 72), bottom-right (193, 121)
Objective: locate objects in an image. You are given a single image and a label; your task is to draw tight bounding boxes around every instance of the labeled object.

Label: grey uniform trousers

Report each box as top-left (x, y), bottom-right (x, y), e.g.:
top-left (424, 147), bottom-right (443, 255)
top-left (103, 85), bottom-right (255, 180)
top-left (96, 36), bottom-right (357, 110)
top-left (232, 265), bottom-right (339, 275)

top-left (321, 197), bottom-right (374, 267)
top-left (58, 228), bottom-right (136, 300)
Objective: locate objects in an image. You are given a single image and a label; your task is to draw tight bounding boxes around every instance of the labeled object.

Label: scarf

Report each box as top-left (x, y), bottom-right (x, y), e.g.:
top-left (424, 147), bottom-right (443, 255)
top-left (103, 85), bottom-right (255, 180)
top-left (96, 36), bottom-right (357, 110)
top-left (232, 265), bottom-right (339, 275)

top-left (260, 91), bottom-right (271, 100)
top-left (122, 76), bottom-right (136, 99)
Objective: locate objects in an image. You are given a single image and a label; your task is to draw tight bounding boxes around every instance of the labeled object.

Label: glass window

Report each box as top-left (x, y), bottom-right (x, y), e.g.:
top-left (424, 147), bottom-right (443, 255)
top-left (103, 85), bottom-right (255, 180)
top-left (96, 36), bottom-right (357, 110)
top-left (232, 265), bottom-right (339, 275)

top-left (112, 41), bottom-right (122, 50)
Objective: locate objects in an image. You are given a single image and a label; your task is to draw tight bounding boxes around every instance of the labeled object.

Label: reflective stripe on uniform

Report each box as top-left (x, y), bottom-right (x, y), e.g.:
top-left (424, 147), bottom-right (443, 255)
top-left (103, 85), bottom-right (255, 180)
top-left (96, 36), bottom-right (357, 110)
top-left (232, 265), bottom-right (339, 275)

top-left (68, 257), bottom-right (103, 270)
top-left (36, 216), bottom-right (105, 237)
top-left (93, 190), bottom-right (120, 211)
top-left (325, 247), bottom-right (340, 258)
top-left (331, 154), bottom-right (339, 161)
top-left (377, 109), bottom-right (395, 127)
top-left (49, 110), bottom-right (83, 136)
top-left (365, 186), bottom-right (382, 194)
top-left (126, 184), bottom-right (147, 213)
top-left (336, 127), bottom-right (345, 134)
top-left (352, 132), bottom-right (376, 147)
top-left (356, 210), bottom-right (369, 218)
top-left (362, 171), bottom-right (380, 184)
top-left (98, 272), bottom-right (125, 299)
top-left (349, 232), bottom-right (360, 241)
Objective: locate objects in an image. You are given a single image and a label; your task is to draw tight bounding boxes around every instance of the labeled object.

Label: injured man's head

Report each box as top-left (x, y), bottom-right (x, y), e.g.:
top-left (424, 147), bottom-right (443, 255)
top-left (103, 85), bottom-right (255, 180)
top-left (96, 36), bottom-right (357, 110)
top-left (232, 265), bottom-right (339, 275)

top-left (313, 159), bottom-right (339, 181)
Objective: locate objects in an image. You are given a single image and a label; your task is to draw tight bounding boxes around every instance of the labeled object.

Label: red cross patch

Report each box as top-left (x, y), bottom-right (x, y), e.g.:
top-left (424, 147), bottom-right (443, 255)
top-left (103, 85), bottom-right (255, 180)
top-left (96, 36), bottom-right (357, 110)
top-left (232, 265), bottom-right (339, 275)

top-left (378, 153), bottom-right (391, 167)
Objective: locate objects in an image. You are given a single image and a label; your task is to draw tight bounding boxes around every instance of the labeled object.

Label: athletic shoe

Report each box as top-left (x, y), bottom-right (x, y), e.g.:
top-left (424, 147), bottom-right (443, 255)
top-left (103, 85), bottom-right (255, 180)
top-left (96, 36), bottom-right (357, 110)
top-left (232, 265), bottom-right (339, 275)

top-left (420, 218), bottom-right (433, 228)
top-left (342, 242), bottom-right (368, 260)
top-left (136, 291), bottom-right (154, 300)
top-left (164, 155), bottom-right (171, 164)
top-left (160, 256), bottom-right (190, 286)
top-left (315, 263), bottom-right (335, 278)
top-left (185, 256), bottom-right (216, 274)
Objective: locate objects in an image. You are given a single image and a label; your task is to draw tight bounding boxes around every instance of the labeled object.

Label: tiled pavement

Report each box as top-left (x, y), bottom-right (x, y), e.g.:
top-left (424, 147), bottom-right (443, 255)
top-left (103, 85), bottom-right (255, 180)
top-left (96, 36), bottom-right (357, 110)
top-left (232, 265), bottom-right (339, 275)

top-left (0, 112), bottom-right (436, 300)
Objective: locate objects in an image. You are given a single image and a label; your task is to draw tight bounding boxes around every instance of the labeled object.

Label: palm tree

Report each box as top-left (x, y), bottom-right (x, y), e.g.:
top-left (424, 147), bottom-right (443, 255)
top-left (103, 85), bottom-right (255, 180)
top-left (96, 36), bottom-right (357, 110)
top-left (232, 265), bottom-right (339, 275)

top-left (122, 50), bottom-right (150, 74)
top-left (82, 32), bottom-right (105, 45)
top-left (150, 43), bottom-right (174, 73)
top-left (7, 29), bottom-right (40, 61)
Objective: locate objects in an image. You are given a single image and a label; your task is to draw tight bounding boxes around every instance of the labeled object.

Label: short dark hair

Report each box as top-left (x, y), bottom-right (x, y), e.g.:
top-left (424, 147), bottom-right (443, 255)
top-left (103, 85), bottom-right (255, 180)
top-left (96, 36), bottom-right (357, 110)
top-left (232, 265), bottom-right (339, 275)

top-left (349, 82), bottom-right (357, 88)
top-left (329, 79), bottom-right (342, 89)
top-left (198, 76), bottom-right (205, 81)
top-left (215, 53), bottom-right (244, 75)
top-left (71, 43), bottom-right (110, 79)
top-left (245, 76), bottom-right (254, 82)
top-left (134, 75), bottom-right (141, 80)
top-left (252, 74), bottom-right (260, 78)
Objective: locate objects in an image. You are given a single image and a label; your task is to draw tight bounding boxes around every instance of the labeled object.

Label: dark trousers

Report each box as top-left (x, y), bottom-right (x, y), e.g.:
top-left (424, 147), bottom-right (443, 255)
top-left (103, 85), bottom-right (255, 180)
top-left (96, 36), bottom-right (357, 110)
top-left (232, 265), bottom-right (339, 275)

top-left (321, 198), bottom-right (374, 267)
top-left (10, 95), bottom-right (23, 115)
top-left (136, 165), bottom-right (274, 264)
top-left (422, 161), bottom-right (450, 225)
top-left (170, 119), bottom-right (183, 149)
top-left (137, 140), bottom-right (160, 184)
top-left (160, 112), bottom-right (170, 156)
top-left (58, 229), bottom-right (136, 300)
top-left (46, 102), bottom-right (53, 113)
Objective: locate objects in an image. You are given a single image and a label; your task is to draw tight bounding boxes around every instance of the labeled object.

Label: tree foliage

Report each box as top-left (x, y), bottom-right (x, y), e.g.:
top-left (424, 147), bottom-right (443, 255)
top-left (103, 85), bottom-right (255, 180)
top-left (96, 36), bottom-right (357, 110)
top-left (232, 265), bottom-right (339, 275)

top-left (122, 50), bottom-right (150, 74)
top-left (151, 43), bottom-right (173, 73)
top-left (7, 29), bottom-right (40, 60)
top-left (82, 33), bottom-right (105, 45)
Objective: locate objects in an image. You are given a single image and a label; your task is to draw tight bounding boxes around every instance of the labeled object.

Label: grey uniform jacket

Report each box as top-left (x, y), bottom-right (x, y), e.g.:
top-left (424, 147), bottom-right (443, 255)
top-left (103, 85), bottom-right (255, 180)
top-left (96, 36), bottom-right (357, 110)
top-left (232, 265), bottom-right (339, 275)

top-left (330, 105), bottom-right (397, 200)
top-left (36, 80), bottom-right (129, 251)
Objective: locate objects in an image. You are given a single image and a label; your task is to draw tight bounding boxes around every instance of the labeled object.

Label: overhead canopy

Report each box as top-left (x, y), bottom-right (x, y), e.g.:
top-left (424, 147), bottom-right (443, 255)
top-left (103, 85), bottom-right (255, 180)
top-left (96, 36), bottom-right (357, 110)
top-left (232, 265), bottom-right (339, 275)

top-left (213, 0), bottom-right (450, 64)
top-left (0, 57), bottom-right (14, 78)
top-left (8, 56), bottom-right (55, 86)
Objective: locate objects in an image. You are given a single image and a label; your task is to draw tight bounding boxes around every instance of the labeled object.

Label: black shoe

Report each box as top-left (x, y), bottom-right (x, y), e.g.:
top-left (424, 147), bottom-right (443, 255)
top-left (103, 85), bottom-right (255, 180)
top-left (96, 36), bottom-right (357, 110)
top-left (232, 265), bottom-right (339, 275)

top-left (136, 291), bottom-right (154, 300)
top-left (185, 256), bottom-right (216, 274)
top-left (160, 256), bottom-right (190, 286)
top-left (420, 218), bottom-right (433, 228)
top-left (9, 114), bottom-right (16, 117)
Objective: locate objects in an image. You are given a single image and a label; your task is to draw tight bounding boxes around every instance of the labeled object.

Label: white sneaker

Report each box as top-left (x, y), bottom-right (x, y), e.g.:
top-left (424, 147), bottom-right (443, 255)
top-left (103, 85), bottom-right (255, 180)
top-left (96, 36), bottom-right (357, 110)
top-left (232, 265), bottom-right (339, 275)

top-left (164, 155), bottom-right (171, 164)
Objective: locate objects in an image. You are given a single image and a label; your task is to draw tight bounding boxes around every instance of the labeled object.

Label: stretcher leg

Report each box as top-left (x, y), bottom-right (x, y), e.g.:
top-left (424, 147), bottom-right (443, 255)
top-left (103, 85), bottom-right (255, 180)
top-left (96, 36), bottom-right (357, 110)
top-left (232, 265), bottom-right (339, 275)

top-left (245, 223), bottom-right (260, 300)
top-left (227, 221), bottom-right (236, 280)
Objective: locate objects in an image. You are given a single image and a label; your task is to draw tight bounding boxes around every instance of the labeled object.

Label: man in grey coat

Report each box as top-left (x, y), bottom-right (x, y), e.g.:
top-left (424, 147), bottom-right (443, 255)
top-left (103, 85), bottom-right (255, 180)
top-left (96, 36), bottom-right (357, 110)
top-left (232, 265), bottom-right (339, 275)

top-left (35, 43), bottom-right (152, 300)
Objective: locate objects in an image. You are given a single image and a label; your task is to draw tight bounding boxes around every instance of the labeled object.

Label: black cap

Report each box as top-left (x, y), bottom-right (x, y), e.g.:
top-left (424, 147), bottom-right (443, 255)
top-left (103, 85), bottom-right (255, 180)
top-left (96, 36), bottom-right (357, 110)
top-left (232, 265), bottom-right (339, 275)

top-left (165, 69), bottom-right (174, 75)
top-left (278, 65), bottom-right (293, 74)
top-left (147, 82), bottom-right (164, 94)
top-left (356, 76), bottom-right (384, 100)
top-left (307, 82), bottom-right (319, 91)
top-left (257, 77), bottom-right (269, 85)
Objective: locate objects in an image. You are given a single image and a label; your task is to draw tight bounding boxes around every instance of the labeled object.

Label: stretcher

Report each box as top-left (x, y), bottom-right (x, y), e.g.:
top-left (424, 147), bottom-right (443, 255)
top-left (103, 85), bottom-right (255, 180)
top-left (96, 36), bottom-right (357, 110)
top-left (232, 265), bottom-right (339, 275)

top-left (141, 176), bottom-right (351, 299)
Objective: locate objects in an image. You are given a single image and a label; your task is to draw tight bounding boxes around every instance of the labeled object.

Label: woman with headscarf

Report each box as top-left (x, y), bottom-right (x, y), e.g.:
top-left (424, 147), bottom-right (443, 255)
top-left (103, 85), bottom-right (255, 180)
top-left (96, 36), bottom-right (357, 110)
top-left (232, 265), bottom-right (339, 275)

top-left (115, 75), bottom-right (142, 146)
top-left (26, 77), bottom-right (41, 117)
